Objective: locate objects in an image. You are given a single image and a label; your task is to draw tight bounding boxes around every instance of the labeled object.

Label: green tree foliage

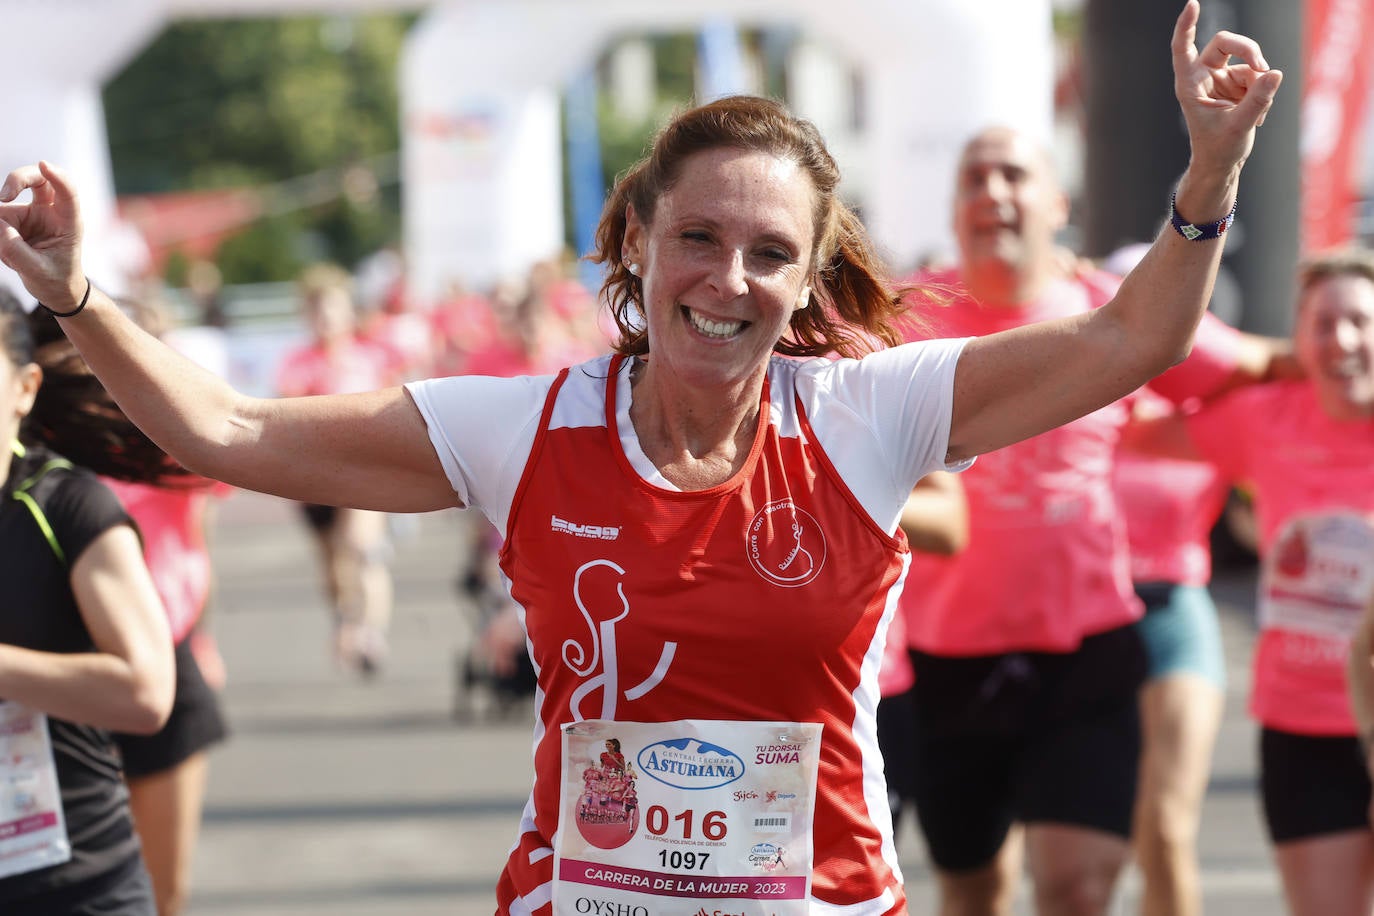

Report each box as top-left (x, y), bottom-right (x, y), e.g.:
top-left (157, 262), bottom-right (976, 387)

top-left (102, 15), bottom-right (412, 283)
top-left (213, 213), bottom-right (309, 285)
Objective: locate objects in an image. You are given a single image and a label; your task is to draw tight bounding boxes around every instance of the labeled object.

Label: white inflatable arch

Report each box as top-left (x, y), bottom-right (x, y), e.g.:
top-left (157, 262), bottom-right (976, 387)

top-left (1, 0), bottom-right (1051, 298)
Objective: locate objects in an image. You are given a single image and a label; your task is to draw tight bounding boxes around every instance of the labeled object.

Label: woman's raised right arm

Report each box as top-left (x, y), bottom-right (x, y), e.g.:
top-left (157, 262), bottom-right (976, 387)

top-left (0, 162), bottom-right (460, 512)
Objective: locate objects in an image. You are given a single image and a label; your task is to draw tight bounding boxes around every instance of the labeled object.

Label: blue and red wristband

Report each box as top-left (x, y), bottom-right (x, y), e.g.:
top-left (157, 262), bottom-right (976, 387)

top-left (1169, 193), bottom-right (1237, 241)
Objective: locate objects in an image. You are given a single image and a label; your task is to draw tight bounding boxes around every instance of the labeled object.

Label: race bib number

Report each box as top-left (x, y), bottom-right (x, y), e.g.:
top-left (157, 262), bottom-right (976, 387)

top-left (1260, 512), bottom-right (1374, 641)
top-left (553, 719), bottom-right (821, 915)
top-left (0, 703), bottom-right (71, 879)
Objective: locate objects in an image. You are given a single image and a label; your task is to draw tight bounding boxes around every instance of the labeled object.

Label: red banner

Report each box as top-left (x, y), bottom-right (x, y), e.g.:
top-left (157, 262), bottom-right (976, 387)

top-left (1301, 0), bottom-right (1374, 253)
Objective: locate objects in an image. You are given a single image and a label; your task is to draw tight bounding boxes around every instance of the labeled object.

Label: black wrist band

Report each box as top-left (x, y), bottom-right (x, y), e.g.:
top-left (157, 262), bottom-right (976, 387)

top-left (37, 277), bottom-right (92, 318)
top-left (1169, 193), bottom-right (1237, 241)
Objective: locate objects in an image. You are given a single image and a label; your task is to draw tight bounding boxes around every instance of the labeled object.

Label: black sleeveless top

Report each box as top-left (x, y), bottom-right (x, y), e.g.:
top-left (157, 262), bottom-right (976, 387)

top-left (0, 445), bottom-right (148, 910)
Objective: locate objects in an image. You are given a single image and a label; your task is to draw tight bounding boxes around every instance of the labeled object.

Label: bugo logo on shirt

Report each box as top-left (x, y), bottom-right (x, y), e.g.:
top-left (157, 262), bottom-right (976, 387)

top-left (553, 514), bottom-right (622, 540)
top-left (746, 499), bottom-right (826, 588)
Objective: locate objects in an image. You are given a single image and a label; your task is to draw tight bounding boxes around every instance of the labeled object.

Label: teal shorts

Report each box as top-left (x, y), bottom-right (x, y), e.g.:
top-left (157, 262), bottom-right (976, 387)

top-left (1133, 582), bottom-right (1226, 689)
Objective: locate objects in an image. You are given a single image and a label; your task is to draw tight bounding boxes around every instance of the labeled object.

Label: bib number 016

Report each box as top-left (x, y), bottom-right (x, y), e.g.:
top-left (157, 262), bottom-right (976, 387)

top-left (643, 806), bottom-right (728, 841)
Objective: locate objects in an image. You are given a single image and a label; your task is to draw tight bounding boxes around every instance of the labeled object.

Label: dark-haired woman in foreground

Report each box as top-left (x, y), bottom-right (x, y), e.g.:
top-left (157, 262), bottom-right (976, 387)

top-left (0, 294), bottom-right (174, 915)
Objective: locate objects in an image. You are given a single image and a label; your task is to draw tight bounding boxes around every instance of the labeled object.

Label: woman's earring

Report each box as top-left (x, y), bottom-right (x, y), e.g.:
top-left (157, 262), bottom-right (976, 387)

top-left (795, 286), bottom-right (812, 310)
top-left (627, 262), bottom-right (641, 277)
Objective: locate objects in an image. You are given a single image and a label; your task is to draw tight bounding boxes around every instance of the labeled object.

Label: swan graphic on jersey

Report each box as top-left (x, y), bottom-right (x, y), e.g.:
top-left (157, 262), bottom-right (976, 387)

top-left (563, 559), bottom-right (678, 720)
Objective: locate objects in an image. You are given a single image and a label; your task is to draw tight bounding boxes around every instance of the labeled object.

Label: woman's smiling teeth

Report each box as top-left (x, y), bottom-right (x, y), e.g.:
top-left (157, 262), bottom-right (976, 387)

top-left (685, 307), bottom-right (746, 339)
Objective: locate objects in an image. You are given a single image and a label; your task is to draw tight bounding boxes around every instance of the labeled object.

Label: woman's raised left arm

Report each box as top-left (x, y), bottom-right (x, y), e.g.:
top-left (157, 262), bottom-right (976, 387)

top-left (946, 1), bottom-right (1282, 462)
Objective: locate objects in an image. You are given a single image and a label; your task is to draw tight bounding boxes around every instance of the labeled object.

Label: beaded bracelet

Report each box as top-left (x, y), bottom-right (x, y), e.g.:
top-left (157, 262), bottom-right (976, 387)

top-left (1169, 193), bottom-right (1237, 242)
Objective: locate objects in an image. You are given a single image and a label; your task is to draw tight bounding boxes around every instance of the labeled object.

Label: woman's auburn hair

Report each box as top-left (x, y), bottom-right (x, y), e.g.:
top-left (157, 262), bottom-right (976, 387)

top-left (589, 95), bottom-right (924, 361)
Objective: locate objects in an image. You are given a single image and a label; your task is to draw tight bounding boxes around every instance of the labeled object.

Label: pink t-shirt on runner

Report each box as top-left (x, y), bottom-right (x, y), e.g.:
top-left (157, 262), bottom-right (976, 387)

top-left (1187, 381), bottom-right (1374, 735)
top-left (1114, 312), bottom-right (1245, 586)
top-left (900, 269), bottom-right (1240, 656)
top-left (878, 604), bottom-right (915, 697)
top-left (276, 338), bottom-right (397, 397)
top-left (461, 322), bottom-right (601, 380)
top-left (1144, 308), bottom-right (1244, 405)
top-left (1115, 446), bottom-right (1230, 586)
top-left (106, 479), bottom-right (228, 644)
top-left (363, 311), bottom-right (434, 382)
top-left (900, 269), bottom-right (1135, 654)
top-left (430, 293), bottom-right (502, 377)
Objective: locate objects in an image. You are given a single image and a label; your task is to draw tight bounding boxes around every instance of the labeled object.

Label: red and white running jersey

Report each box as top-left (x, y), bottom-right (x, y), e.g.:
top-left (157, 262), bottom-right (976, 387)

top-left (409, 344), bottom-right (966, 914)
top-left (497, 354), bottom-right (910, 912)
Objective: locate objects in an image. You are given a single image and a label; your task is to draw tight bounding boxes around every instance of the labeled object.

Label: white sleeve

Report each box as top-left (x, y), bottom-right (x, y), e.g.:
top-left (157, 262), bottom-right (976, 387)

top-left (797, 337), bottom-right (972, 534)
top-left (404, 374), bottom-right (556, 533)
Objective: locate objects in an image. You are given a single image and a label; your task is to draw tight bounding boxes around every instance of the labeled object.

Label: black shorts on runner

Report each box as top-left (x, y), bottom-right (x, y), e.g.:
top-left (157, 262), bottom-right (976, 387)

top-left (877, 684), bottom-right (919, 806)
top-left (6, 854), bottom-right (155, 916)
top-left (906, 624), bottom-right (1146, 872)
top-left (115, 639), bottom-right (229, 779)
top-left (1261, 727), bottom-right (1372, 844)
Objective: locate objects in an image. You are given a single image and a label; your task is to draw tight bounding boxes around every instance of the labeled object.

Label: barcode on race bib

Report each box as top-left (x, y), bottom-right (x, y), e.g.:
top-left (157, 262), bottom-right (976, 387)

top-left (753, 814), bottom-right (790, 831)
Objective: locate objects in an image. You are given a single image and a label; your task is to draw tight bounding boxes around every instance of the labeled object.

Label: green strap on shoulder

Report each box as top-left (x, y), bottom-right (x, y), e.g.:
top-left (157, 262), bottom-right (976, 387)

top-left (9, 440), bottom-right (72, 565)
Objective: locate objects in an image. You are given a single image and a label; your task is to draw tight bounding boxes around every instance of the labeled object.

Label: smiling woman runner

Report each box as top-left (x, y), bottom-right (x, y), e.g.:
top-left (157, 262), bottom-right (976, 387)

top-left (0, 3), bottom-right (1281, 911)
top-left (21, 301), bottom-right (232, 916)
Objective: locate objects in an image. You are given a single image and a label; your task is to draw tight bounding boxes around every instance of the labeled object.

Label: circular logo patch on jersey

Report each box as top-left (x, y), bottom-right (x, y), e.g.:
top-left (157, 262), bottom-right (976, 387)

top-left (747, 499), bottom-right (826, 588)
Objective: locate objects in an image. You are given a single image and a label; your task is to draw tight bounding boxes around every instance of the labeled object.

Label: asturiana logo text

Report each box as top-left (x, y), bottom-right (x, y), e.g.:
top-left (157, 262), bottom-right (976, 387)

top-left (638, 738), bottom-right (745, 790)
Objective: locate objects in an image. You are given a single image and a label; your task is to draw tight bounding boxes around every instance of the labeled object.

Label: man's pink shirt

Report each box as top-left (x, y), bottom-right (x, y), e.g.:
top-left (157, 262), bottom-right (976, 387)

top-left (900, 270), bottom-right (1239, 656)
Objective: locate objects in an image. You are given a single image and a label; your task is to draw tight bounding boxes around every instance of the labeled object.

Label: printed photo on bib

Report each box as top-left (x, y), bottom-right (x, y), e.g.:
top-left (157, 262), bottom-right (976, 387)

top-left (553, 719), bottom-right (821, 915)
top-left (1261, 512), bottom-right (1374, 641)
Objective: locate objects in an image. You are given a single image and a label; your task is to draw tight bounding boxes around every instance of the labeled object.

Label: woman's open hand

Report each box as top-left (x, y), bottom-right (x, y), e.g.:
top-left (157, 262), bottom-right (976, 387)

top-left (1172, 0), bottom-right (1284, 180)
top-left (0, 161), bottom-right (87, 311)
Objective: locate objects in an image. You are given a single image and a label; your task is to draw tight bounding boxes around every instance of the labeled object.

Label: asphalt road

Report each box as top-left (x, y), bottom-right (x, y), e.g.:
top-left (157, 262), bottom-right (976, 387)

top-left (184, 490), bottom-right (1283, 915)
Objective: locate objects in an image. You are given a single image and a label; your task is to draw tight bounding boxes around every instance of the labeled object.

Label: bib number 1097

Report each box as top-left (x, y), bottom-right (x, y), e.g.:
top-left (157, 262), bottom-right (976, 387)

top-left (657, 850), bottom-right (710, 870)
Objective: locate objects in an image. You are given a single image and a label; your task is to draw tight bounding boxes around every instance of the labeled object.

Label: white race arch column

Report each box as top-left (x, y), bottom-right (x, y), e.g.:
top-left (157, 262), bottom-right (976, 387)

top-left (0, 0), bottom-right (167, 297)
top-left (401, 2), bottom-right (613, 297)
